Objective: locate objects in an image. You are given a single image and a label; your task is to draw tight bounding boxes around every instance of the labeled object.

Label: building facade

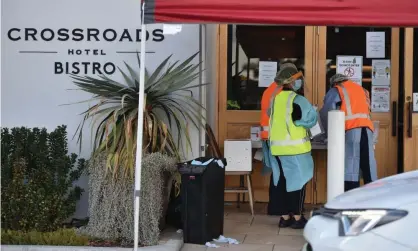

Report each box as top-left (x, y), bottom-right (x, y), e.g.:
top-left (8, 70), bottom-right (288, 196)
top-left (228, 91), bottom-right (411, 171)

top-left (2, 1), bottom-right (417, 215)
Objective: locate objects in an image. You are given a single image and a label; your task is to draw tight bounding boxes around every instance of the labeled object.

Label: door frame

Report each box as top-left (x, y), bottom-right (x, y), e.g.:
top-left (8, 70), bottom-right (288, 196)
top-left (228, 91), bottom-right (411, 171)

top-left (312, 27), bottom-right (400, 203)
top-left (403, 28), bottom-right (418, 172)
top-left (217, 25), bottom-right (317, 147)
top-left (216, 25), bottom-right (317, 203)
top-left (316, 27), bottom-right (400, 176)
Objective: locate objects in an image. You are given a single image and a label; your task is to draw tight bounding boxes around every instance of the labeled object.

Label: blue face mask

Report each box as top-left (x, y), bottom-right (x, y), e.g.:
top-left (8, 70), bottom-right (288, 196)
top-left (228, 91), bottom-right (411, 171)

top-left (292, 79), bottom-right (303, 91)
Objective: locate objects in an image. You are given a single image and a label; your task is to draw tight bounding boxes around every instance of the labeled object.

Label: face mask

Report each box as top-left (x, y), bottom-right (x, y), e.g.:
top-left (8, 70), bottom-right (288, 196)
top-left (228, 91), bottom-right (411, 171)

top-left (292, 79), bottom-right (303, 91)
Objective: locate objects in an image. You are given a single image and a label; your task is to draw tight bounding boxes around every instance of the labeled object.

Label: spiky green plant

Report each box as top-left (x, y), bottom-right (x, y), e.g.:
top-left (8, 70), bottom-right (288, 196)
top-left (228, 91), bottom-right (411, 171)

top-left (69, 52), bottom-right (205, 177)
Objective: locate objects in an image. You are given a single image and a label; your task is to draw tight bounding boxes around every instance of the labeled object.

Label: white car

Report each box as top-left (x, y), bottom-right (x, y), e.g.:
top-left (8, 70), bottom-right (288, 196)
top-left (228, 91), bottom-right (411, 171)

top-left (303, 170), bottom-right (418, 251)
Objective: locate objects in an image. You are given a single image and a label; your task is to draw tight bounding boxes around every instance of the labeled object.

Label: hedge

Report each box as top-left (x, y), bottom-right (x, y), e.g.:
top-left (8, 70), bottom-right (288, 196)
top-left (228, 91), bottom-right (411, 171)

top-left (1, 126), bottom-right (86, 232)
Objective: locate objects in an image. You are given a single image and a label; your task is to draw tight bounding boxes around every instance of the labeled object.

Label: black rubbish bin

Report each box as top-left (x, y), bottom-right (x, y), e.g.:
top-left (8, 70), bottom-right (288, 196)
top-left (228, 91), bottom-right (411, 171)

top-left (179, 157), bottom-right (227, 244)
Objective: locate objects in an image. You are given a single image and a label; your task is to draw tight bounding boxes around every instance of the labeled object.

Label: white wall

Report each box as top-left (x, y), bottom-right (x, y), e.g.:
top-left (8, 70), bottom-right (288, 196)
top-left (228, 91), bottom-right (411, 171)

top-left (204, 25), bottom-right (219, 138)
top-left (1, 0), bottom-right (203, 218)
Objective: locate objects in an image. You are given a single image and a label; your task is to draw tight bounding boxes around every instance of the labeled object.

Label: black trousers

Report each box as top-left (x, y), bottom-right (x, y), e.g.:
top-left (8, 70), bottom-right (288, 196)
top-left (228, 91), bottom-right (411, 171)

top-left (344, 127), bottom-right (373, 192)
top-left (268, 157), bottom-right (306, 216)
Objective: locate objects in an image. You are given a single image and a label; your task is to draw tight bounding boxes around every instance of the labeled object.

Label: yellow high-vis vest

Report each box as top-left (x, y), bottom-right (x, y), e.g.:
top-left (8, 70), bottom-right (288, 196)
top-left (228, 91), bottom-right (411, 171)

top-left (269, 91), bottom-right (311, 156)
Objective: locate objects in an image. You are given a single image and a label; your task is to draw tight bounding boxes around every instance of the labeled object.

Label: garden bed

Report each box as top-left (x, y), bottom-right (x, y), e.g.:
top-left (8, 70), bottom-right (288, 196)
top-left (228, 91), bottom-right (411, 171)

top-left (1, 228), bottom-right (183, 251)
top-left (1, 228), bottom-right (145, 248)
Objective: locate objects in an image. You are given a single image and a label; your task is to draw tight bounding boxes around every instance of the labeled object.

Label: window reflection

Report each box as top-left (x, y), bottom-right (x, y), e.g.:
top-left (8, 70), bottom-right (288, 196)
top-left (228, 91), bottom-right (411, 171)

top-left (227, 25), bottom-right (306, 110)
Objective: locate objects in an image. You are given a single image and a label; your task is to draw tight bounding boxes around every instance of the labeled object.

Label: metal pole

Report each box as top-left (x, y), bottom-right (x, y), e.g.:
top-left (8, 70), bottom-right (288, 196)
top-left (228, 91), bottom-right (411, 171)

top-left (199, 25), bottom-right (207, 157)
top-left (134, 2), bottom-right (147, 251)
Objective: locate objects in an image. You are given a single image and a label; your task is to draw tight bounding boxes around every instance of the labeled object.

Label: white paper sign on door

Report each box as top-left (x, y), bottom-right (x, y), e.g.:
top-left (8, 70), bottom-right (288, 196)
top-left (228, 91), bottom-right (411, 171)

top-left (371, 86), bottom-right (390, 112)
top-left (367, 32), bottom-right (385, 58)
top-left (372, 60), bottom-right (391, 86)
top-left (413, 93), bottom-right (418, 112)
top-left (336, 56), bottom-right (363, 86)
top-left (258, 61), bottom-right (278, 87)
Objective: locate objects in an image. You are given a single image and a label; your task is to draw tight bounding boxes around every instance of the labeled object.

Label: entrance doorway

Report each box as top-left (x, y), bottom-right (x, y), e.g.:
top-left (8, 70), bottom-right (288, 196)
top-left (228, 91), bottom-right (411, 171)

top-left (314, 27), bottom-right (400, 203)
top-left (404, 28), bottom-right (418, 172)
top-left (218, 25), bottom-right (315, 204)
top-left (216, 25), bottom-right (406, 205)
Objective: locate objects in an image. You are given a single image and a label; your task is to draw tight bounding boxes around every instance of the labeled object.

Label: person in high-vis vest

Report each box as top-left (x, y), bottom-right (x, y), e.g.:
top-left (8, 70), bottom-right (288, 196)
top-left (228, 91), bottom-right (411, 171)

top-left (260, 64), bottom-right (301, 216)
top-left (319, 73), bottom-right (377, 192)
top-left (259, 69), bottom-right (283, 217)
top-left (260, 82), bottom-right (283, 140)
top-left (268, 63), bottom-right (318, 229)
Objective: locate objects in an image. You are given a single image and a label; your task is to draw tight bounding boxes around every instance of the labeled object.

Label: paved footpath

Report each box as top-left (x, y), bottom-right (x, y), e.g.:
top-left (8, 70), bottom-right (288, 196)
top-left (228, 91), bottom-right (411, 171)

top-left (181, 209), bottom-right (307, 251)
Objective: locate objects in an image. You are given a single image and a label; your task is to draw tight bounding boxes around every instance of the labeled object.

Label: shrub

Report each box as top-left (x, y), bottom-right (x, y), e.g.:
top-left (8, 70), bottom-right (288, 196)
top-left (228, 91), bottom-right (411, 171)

top-left (77, 152), bottom-right (176, 246)
top-left (71, 53), bottom-right (205, 176)
top-left (1, 126), bottom-right (86, 232)
top-left (1, 228), bottom-right (89, 246)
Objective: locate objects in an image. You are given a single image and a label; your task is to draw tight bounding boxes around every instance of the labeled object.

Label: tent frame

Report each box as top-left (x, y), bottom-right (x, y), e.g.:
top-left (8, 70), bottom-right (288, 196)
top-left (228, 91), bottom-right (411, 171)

top-left (133, 2), bottom-right (147, 250)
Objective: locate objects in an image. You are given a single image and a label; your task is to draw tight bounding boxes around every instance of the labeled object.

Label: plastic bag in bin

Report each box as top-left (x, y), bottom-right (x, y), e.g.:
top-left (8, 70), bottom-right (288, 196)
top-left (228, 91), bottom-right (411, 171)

top-left (177, 157), bottom-right (227, 175)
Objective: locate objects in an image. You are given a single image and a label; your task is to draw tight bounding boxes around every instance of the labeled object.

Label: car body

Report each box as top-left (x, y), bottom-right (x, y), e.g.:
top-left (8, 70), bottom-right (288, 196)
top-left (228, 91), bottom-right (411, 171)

top-left (303, 170), bottom-right (418, 251)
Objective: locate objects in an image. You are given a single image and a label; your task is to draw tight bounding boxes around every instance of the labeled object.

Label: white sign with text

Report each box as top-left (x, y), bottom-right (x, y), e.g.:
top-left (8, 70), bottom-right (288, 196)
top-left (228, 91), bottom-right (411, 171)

top-left (372, 60), bottom-right (391, 86)
top-left (258, 61), bottom-right (278, 87)
top-left (336, 56), bottom-right (363, 86)
top-left (413, 93), bottom-right (418, 112)
top-left (366, 32), bottom-right (385, 58)
top-left (371, 86), bottom-right (390, 112)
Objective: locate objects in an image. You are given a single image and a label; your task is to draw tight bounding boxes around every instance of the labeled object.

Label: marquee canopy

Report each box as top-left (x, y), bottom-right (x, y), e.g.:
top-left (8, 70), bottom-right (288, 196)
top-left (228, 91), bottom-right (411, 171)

top-left (144, 0), bottom-right (418, 26)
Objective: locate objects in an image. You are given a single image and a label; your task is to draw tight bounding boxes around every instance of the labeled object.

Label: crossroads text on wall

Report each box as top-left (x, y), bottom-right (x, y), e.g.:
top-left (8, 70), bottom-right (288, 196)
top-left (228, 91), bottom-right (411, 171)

top-left (7, 27), bottom-right (165, 75)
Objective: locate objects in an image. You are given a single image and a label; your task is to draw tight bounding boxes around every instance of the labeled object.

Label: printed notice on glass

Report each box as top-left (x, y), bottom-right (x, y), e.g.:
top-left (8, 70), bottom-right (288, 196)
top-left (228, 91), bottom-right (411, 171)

top-left (371, 86), bottom-right (390, 112)
top-left (413, 93), bottom-right (418, 112)
top-left (372, 60), bottom-right (391, 86)
top-left (258, 61), bottom-right (278, 87)
top-left (336, 56), bottom-right (363, 86)
top-left (367, 32), bottom-right (385, 58)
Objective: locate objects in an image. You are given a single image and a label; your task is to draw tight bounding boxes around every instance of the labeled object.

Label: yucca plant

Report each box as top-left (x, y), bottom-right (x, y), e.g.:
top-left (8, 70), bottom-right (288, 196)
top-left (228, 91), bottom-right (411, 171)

top-left (69, 52), bottom-right (205, 178)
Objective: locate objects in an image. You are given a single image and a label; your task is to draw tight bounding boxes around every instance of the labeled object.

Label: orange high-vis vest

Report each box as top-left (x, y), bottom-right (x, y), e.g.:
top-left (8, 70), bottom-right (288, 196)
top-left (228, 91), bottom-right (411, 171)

top-left (335, 80), bottom-right (374, 132)
top-left (259, 82), bottom-right (283, 140)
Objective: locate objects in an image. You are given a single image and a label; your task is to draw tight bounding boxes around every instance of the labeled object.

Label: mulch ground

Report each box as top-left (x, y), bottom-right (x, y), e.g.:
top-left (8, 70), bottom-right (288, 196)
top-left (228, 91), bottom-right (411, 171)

top-left (88, 239), bottom-right (142, 248)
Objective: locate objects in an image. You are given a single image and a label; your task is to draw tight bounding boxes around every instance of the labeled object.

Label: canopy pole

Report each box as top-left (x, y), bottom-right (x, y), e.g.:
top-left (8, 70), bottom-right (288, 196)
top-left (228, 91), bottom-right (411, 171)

top-left (134, 2), bottom-right (147, 251)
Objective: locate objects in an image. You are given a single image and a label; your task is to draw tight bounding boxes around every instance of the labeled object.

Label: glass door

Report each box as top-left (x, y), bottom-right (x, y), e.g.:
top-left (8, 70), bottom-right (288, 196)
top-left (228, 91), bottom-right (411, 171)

top-left (218, 25), bottom-right (317, 203)
top-left (314, 27), bottom-right (400, 203)
top-left (403, 28), bottom-right (418, 172)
